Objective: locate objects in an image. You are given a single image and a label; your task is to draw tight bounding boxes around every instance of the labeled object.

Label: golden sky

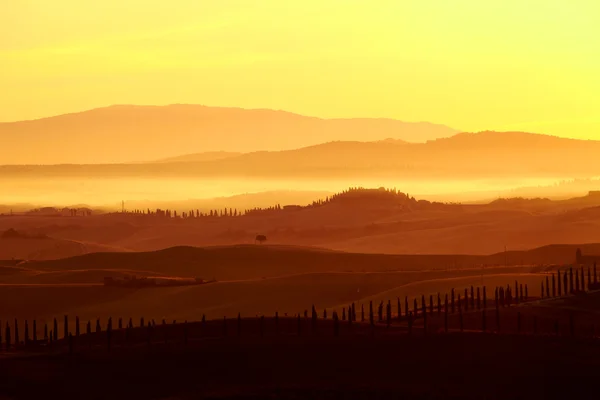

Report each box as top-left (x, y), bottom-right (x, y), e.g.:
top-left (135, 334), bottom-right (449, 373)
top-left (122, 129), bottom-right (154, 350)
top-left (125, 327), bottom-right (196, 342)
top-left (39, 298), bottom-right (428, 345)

top-left (2, 0), bottom-right (599, 139)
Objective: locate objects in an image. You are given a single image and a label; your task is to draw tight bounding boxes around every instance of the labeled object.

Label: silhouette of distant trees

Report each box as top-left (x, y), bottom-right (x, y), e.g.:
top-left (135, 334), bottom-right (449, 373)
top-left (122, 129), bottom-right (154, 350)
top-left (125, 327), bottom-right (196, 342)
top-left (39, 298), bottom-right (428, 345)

top-left (21, 187), bottom-right (450, 224)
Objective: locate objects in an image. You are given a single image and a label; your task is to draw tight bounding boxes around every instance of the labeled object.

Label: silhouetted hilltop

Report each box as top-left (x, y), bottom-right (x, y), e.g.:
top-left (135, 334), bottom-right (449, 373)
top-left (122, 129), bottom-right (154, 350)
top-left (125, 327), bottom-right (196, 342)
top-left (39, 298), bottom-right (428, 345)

top-left (0, 104), bottom-right (457, 164)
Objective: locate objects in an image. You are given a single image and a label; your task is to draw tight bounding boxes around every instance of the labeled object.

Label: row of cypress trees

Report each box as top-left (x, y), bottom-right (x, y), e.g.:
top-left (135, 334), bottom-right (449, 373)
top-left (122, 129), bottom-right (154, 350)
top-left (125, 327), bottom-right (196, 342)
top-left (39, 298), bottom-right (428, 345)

top-left (541, 265), bottom-right (598, 299)
top-left (5, 268), bottom-right (597, 351)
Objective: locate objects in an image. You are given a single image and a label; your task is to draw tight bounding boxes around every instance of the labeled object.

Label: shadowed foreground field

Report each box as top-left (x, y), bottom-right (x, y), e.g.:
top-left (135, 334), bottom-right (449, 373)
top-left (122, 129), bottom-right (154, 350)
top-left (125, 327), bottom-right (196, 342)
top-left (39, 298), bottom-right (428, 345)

top-left (1, 332), bottom-right (599, 400)
top-left (0, 271), bottom-right (548, 324)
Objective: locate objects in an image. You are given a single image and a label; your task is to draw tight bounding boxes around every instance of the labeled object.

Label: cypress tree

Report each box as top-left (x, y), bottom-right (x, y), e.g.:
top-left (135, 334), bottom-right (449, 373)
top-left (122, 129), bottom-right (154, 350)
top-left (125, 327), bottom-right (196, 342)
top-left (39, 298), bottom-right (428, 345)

top-left (369, 301), bottom-right (374, 326)
top-left (444, 295), bottom-right (448, 333)
top-left (14, 320), bottom-right (19, 346)
top-left (118, 318), bottom-right (122, 330)
top-left (483, 286), bottom-right (487, 308)
top-left (386, 301), bottom-right (391, 327)
top-left (107, 320), bottom-right (112, 352)
top-left (405, 296), bottom-right (409, 318)
top-left (323, 308), bottom-right (327, 319)
top-left (444, 293), bottom-right (448, 313)
top-left (378, 301), bottom-right (383, 322)
top-left (342, 308), bottom-right (346, 321)
top-left (5, 324), bottom-right (11, 350)
top-left (464, 288), bottom-right (469, 311)
top-left (557, 270), bottom-right (562, 296)
top-left (476, 287), bottom-right (481, 310)
top-left (333, 312), bottom-right (339, 337)
top-left (422, 300), bottom-right (427, 335)
top-left (397, 298), bottom-right (402, 321)
top-left (541, 281), bottom-right (545, 298)
top-left (525, 284), bottom-right (529, 300)
top-left (75, 317), bottom-right (80, 337)
top-left (96, 319), bottom-right (101, 333)
top-left (570, 267), bottom-right (574, 293)
top-left (53, 318), bottom-right (58, 341)
top-left (128, 317), bottom-right (133, 329)
top-left (457, 294), bottom-right (462, 312)
top-left (140, 317), bottom-right (144, 328)
top-left (86, 321), bottom-right (91, 335)
top-left (546, 276), bottom-right (550, 298)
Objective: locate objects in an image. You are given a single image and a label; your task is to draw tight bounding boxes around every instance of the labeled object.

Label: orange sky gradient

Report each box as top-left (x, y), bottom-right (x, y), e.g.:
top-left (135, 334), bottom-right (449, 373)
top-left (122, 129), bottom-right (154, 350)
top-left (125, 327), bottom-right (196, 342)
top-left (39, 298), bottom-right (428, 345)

top-left (1, 0), bottom-right (599, 139)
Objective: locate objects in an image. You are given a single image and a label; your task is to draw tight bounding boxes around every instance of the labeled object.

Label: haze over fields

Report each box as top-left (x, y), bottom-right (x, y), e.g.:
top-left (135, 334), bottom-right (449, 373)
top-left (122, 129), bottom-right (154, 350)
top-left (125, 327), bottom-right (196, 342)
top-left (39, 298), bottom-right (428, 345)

top-left (2, 105), bottom-right (600, 207)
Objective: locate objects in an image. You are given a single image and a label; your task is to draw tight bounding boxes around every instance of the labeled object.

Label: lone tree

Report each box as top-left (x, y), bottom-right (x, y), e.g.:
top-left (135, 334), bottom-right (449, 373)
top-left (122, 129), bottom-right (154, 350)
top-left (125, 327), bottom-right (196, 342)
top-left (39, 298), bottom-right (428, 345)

top-left (255, 234), bottom-right (267, 244)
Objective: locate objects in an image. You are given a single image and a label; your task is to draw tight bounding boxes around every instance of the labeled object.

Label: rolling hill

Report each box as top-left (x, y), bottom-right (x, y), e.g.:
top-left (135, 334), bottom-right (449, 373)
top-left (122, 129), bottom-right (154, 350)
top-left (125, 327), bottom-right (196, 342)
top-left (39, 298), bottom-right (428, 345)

top-left (12, 243), bottom-right (588, 281)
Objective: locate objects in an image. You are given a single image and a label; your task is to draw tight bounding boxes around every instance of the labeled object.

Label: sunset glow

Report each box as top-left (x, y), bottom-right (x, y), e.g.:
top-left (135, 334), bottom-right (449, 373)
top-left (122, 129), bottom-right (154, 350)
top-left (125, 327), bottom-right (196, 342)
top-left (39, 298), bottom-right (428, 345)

top-left (2, 0), bottom-right (599, 139)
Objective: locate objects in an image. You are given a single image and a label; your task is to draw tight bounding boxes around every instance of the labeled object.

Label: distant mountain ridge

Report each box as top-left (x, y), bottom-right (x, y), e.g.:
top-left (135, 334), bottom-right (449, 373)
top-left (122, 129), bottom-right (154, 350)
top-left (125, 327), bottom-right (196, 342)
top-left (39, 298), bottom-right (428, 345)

top-left (3, 130), bottom-right (599, 179)
top-left (0, 104), bottom-right (458, 164)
